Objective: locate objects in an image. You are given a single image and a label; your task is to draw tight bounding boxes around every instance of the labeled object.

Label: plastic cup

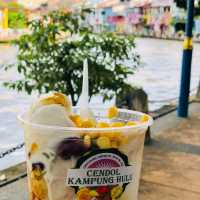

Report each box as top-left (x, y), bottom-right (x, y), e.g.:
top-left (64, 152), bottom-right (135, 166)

top-left (18, 107), bottom-right (153, 200)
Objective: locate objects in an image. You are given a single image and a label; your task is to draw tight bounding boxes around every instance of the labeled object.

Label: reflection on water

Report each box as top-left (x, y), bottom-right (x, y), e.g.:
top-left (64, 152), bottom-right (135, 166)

top-left (0, 38), bottom-right (200, 170)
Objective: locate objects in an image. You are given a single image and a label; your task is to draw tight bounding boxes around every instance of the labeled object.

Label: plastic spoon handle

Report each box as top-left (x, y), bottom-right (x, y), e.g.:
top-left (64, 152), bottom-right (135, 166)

top-left (79, 59), bottom-right (96, 120)
top-left (81, 59), bottom-right (89, 105)
top-left (78, 59), bottom-right (89, 117)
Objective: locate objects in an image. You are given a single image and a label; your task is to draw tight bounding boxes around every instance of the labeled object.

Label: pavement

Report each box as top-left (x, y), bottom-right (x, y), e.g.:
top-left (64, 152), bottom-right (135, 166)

top-left (1, 103), bottom-right (200, 200)
top-left (140, 102), bottom-right (200, 199)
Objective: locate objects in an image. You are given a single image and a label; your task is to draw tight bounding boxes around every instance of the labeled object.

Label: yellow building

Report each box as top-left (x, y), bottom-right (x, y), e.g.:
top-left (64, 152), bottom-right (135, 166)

top-left (0, 6), bottom-right (8, 29)
top-left (3, 8), bottom-right (8, 28)
top-left (0, 0), bottom-right (26, 29)
top-left (0, 0), bottom-right (18, 29)
top-left (0, 9), bottom-right (3, 28)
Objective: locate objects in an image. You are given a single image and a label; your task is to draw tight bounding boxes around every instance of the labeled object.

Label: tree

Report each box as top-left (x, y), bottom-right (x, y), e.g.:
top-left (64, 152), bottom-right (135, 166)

top-left (4, 10), bottom-right (140, 105)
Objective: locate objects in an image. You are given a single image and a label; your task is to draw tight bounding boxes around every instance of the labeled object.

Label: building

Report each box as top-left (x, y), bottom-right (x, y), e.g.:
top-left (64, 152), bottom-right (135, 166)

top-left (18, 0), bottom-right (48, 10)
top-left (0, 0), bottom-right (20, 29)
top-left (91, 0), bottom-right (179, 34)
top-left (19, 0), bottom-right (88, 21)
top-left (93, 0), bottom-right (137, 32)
top-left (19, 0), bottom-right (87, 11)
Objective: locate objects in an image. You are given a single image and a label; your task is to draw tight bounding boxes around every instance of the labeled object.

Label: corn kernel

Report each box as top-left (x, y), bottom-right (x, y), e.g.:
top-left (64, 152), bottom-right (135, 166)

top-left (69, 115), bottom-right (82, 127)
top-left (99, 132), bottom-right (108, 137)
top-left (77, 188), bottom-right (90, 194)
top-left (81, 119), bottom-right (96, 128)
top-left (140, 114), bottom-right (149, 122)
top-left (41, 92), bottom-right (70, 109)
top-left (84, 135), bottom-right (91, 147)
top-left (111, 186), bottom-right (123, 199)
top-left (111, 122), bottom-right (125, 127)
top-left (126, 121), bottom-right (137, 126)
top-left (97, 122), bottom-right (110, 128)
top-left (97, 136), bottom-right (111, 149)
top-left (109, 132), bottom-right (122, 140)
top-left (77, 188), bottom-right (90, 199)
top-left (89, 190), bottom-right (99, 197)
top-left (30, 143), bottom-right (38, 154)
top-left (41, 97), bottom-right (56, 105)
top-left (120, 135), bottom-right (129, 145)
top-left (87, 132), bottom-right (99, 138)
top-left (111, 141), bottom-right (118, 148)
top-left (54, 92), bottom-right (68, 107)
top-left (108, 106), bottom-right (119, 119)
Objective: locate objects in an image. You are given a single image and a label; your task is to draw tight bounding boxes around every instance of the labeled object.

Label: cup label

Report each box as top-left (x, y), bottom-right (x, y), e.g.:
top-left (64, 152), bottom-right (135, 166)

top-left (67, 165), bottom-right (134, 187)
top-left (66, 149), bottom-right (135, 190)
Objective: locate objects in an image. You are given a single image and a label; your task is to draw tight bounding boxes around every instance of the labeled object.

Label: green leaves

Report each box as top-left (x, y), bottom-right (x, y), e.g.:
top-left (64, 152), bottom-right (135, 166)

top-left (4, 10), bottom-right (140, 105)
top-left (8, 11), bottom-right (27, 29)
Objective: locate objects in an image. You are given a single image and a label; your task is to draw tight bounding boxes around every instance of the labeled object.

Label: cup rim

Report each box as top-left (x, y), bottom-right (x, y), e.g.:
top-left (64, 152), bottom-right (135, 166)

top-left (18, 107), bottom-right (153, 132)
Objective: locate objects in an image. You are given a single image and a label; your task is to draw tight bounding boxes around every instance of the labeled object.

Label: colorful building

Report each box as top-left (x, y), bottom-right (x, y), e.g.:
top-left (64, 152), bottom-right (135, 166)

top-left (0, 0), bottom-right (27, 29)
top-left (93, 0), bottom-right (178, 35)
top-left (0, 8), bottom-right (8, 29)
top-left (95, 0), bottom-right (129, 32)
top-left (20, 0), bottom-right (87, 11)
top-left (0, 0), bottom-right (16, 29)
top-left (20, 0), bottom-right (87, 21)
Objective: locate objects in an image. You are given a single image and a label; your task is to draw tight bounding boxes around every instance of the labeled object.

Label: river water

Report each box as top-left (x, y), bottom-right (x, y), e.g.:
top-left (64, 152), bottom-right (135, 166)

top-left (0, 38), bottom-right (200, 170)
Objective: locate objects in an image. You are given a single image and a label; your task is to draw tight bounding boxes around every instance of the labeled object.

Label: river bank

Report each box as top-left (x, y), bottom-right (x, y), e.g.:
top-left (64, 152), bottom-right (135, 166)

top-left (1, 33), bottom-right (200, 44)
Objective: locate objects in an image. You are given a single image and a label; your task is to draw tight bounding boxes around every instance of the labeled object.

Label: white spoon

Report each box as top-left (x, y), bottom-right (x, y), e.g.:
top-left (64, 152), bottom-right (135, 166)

top-left (78, 59), bottom-right (95, 121)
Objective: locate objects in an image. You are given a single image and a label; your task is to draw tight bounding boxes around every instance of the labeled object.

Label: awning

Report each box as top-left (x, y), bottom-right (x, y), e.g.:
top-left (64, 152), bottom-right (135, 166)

top-left (97, 0), bottom-right (119, 9)
top-left (130, 0), bottom-right (151, 8)
top-left (107, 15), bottom-right (125, 24)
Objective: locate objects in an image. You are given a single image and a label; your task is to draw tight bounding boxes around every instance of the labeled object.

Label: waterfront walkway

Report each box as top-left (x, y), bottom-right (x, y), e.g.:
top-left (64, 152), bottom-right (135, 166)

top-left (140, 105), bottom-right (200, 199)
top-left (1, 103), bottom-right (200, 199)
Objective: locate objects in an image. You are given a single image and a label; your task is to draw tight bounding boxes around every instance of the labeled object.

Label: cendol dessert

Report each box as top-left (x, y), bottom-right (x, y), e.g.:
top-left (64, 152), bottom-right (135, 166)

top-left (19, 91), bottom-right (153, 200)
